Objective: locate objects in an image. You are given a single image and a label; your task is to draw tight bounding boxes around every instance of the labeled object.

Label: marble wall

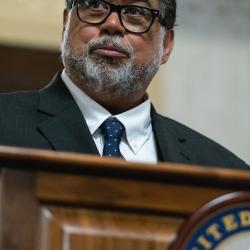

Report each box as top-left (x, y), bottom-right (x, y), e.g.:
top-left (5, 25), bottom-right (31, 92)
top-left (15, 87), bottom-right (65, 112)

top-left (153, 0), bottom-right (250, 163)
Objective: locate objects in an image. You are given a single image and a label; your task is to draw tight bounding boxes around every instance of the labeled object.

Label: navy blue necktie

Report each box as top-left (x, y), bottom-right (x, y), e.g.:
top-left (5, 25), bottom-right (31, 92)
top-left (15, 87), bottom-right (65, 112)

top-left (101, 117), bottom-right (125, 158)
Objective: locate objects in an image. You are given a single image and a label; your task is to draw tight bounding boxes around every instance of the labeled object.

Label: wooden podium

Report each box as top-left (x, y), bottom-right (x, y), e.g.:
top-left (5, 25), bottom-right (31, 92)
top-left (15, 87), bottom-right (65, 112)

top-left (0, 146), bottom-right (249, 250)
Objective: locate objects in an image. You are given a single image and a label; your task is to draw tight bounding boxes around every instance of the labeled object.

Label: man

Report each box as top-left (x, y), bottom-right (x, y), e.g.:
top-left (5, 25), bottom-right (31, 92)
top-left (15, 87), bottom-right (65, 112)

top-left (0, 0), bottom-right (248, 169)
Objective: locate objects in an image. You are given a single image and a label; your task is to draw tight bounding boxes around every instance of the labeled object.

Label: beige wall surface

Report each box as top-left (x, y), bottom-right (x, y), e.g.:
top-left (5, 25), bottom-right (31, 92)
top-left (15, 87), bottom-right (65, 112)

top-left (0, 0), bottom-right (249, 164)
top-left (0, 0), bottom-right (64, 49)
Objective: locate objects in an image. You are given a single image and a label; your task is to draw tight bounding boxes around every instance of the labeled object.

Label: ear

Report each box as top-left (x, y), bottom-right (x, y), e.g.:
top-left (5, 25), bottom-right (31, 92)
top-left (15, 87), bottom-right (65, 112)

top-left (161, 29), bottom-right (175, 64)
top-left (63, 9), bottom-right (69, 33)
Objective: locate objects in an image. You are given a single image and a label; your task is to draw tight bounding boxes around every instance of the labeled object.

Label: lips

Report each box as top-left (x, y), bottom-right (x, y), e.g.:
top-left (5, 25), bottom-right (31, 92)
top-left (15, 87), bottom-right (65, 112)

top-left (91, 45), bottom-right (129, 58)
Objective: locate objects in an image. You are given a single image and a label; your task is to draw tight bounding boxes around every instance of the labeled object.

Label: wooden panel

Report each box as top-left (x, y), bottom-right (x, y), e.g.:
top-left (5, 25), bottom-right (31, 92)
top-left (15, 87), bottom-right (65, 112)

top-left (37, 173), bottom-right (234, 215)
top-left (38, 208), bottom-right (63, 250)
top-left (1, 146), bottom-right (249, 189)
top-left (0, 172), bottom-right (2, 248)
top-left (0, 45), bottom-right (62, 92)
top-left (0, 170), bottom-right (39, 250)
top-left (0, 147), bottom-right (249, 250)
top-left (38, 206), bottom-right (182, 250)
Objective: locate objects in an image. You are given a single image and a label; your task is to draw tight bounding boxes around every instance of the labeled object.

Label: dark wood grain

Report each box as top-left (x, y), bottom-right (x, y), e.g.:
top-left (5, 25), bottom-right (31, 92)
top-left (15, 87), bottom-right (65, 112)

top-left (0, 145), bottom-right (249, 189)
top-left (0, 170), bottom-right (39, 250)
top-left (38, 206), bottom-right (182, 250)
top-left (36, 173), bottom-right (234, 216)
top-left (0, 44), bottom-right (62, 92)
top-left (0, 146), bottom-right (249, 250)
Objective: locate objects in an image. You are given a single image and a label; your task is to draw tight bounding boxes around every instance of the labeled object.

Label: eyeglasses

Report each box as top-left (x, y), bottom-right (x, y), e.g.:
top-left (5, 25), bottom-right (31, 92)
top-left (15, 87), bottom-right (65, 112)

top-left (73, 0), bottom-right (160, 34)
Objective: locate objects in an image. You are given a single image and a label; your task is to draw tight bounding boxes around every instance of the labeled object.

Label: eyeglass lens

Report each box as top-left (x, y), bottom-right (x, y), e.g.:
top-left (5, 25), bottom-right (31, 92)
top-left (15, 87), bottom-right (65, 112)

top-left (77, 0), bottom-right (156, 33)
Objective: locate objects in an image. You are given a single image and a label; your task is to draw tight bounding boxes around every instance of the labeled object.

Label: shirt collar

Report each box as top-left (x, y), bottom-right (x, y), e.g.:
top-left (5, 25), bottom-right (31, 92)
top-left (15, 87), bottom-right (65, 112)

top-left (61, 70), bottom-right (152, 154)
top-left (116, 101), bottom-right (152, 154)
top-left (61, 70), bottom-right (110, 135)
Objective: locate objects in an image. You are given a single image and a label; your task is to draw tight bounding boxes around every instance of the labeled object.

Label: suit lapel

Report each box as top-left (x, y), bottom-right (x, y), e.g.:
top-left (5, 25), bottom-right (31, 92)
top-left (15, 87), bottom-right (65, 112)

top-left (36, 75), bottom-right (194, 161)
top-left (37, 73), bottom-right (99, 155)
top-left (151, 106), bottom-right (195, 164)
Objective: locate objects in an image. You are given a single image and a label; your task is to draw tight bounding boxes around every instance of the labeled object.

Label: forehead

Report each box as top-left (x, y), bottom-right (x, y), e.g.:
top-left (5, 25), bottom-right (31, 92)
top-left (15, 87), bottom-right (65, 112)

top-left (109, 0), bottom-right (160, 9)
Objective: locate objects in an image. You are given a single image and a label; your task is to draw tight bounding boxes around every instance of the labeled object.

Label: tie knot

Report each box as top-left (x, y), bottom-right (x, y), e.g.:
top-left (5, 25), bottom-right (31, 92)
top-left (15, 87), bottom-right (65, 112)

top-left (101, 117), bottom-right (125, 140)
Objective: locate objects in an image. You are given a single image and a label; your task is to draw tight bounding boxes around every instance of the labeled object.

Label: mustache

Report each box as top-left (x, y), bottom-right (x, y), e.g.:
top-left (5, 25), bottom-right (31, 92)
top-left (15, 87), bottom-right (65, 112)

top-left (86, 35), bottom-right (133, 58)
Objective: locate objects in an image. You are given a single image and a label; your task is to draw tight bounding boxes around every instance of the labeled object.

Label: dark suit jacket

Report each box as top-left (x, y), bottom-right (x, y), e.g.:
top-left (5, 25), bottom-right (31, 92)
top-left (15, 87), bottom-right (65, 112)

top-left (0, 73), bottom-right (249, 170)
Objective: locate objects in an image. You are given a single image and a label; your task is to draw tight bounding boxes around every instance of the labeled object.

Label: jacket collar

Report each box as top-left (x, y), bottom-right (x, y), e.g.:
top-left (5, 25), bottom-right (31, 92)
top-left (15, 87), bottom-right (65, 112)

top-left (37, 72), bottom-right (99, 155)
top-left (37, 73), bottom-right (193, 162)
top-left (151, 105), bottom-right (194, 164)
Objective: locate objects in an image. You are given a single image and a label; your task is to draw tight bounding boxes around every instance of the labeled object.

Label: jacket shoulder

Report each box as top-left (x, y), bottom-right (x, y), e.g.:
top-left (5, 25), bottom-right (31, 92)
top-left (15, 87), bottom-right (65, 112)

top-left (154, 112), bottom-right (249, 170)
top-left (0, 90), bottom-right (39, 110)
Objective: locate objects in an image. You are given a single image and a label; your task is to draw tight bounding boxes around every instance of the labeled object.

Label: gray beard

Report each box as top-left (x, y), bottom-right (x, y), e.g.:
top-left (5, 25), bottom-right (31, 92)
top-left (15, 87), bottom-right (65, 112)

top-left (61, 34), bottom-right (163, 97)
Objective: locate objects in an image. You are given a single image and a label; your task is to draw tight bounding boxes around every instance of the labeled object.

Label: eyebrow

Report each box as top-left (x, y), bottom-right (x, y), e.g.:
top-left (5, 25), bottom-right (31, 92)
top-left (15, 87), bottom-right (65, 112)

top-left (120, 0), bottom-right (152, 7)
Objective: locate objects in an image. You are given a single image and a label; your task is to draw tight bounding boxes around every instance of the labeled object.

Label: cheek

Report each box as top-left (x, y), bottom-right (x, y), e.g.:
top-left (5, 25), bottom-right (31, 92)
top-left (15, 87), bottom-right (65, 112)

top-left (69, 25), bottom-right (100, 50)
top-left (128, 35), bottom-right (159, 65)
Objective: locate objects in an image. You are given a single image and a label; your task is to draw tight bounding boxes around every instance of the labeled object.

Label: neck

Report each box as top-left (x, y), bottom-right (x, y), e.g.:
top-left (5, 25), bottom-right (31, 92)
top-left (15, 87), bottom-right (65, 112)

top-left (66, 71), bottom-right (149, 114)
top-left (80, 86), bottom-right (147, 115)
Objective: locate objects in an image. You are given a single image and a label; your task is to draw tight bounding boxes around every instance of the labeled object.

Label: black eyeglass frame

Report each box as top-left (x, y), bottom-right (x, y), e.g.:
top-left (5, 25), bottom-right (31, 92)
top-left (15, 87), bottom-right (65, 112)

top-left (72, 0), bottom-right (160, 34)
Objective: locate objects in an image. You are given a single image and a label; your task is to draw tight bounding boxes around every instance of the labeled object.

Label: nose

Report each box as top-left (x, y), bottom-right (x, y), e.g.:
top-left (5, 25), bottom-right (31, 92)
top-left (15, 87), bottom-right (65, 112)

top-left (99, 12), bottom-right (125, 35)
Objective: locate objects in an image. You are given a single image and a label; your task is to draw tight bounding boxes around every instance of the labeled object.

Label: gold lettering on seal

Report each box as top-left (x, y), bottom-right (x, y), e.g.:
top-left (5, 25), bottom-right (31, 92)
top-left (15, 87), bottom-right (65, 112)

top-left (222, 214), bottom-right (238, 232)
top-left (206, 224), bottom-right (222, 241)
top-left (197, 236), bottom-right (212, 250)
top-left (240, 210), bottom-right (250, 227)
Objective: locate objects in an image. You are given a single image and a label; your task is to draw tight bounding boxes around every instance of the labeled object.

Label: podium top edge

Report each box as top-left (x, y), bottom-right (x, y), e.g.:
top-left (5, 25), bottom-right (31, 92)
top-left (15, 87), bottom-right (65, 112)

top-left (0, 145), bottom-right (249, 188)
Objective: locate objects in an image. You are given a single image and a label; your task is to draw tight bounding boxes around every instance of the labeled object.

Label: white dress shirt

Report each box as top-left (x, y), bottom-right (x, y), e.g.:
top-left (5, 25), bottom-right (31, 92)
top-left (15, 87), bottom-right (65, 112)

top-left (61, 70), bottom-right (158, 163)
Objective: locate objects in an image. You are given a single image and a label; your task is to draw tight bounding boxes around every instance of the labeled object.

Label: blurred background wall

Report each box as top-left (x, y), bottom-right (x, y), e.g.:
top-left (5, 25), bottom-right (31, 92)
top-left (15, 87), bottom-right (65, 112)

top-left (0, 0), bottom-right (249, 164)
